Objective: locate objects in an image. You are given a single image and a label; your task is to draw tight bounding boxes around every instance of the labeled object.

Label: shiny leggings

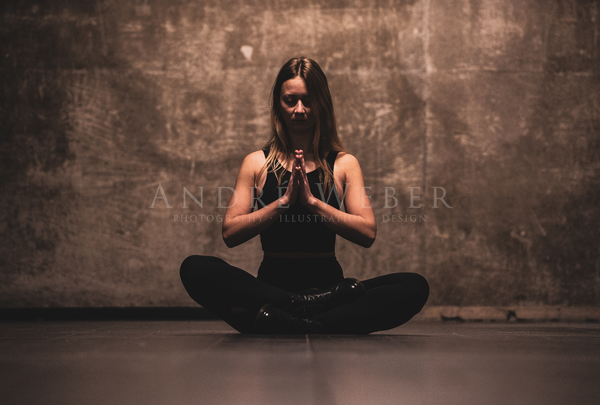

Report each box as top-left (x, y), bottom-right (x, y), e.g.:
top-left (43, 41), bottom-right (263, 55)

top-left (180, 255), bottom-right (429, 334)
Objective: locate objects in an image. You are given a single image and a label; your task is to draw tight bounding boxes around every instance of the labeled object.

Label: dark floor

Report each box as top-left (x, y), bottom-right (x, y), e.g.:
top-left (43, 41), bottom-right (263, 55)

top-left (1, 320), bottom-right (599, 405)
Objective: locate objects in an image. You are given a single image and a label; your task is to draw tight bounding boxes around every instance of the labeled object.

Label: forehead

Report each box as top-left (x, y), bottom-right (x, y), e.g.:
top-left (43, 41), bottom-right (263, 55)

top-left (281, 76), bottom-right (308, 96)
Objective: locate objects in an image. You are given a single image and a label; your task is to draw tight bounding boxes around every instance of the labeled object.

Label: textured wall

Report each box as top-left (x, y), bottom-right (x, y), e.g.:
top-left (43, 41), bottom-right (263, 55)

top-left (1, 0), bottom-right (599, 308)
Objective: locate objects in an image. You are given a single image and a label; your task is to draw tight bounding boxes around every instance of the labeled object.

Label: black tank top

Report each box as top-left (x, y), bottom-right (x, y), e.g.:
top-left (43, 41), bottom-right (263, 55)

top-left (258, 150), bottom-right (341, 253)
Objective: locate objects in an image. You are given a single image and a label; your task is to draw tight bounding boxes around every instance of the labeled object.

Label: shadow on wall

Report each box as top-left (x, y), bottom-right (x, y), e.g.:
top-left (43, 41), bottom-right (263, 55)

top-left (0, 0), bottom-right (228, 307)
top-left (423, 0), bottom-right (600, 307)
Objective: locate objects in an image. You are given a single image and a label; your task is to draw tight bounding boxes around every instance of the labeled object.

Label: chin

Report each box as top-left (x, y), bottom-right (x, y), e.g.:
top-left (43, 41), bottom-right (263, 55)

top-left (291, 122), bottom-right (314, 130)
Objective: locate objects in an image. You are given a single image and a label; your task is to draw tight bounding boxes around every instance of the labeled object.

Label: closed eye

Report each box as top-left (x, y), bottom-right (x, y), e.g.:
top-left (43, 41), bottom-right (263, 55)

top-left (282, 96), bottom-right (311, 107)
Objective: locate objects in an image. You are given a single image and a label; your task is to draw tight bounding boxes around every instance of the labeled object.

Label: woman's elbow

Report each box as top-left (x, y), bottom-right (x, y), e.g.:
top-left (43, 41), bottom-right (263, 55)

top-left (362, 234), bottom-right (376, 248)
top-left (359, 227), bottom-right (376, 248)
top-left (222, 228), bottom-right (238, 248)
top-left (222, 235), bottom-right (235, 248)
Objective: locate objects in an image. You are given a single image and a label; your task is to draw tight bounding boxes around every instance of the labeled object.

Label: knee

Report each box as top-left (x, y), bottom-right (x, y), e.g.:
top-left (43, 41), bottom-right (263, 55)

top-left (180, 256), bottom-right (197, 285)
top-left (412, 273), bottom-right (429, 311)
top-left (180, 255), bottom-right (199, 278)
top-left (413, 273), bottom-right (429, 294)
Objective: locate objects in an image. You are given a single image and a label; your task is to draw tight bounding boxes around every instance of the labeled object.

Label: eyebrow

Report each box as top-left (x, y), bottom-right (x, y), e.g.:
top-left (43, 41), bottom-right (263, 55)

top-left (282, 93), bottom-right (310, 98)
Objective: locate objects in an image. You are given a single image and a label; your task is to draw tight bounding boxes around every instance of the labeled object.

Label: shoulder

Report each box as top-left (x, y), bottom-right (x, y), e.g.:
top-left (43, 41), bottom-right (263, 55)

top-left (333, 151), bottom-right (361, 170)
top-left (236, 150), bottom-right (267, 181)
top-left (332, 152), bottom-right (365, 184)
top-left (241, 150), bottom-right (267, 169)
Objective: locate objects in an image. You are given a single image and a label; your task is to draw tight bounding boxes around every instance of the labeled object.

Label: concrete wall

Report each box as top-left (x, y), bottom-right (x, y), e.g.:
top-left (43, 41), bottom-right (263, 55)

top-left (1, 0), bottom-right (599, 309)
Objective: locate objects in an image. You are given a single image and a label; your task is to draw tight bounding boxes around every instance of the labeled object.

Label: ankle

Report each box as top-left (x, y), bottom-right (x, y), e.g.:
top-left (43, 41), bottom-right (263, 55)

top-left (288, 278), bottom-right (365, 315)
top-left (254, 304), bottom-right (322, 334)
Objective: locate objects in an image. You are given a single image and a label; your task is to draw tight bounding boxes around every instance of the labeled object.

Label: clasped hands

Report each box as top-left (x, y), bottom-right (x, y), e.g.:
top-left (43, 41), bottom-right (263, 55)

top-left (280, 150), bottom-right (316, 207)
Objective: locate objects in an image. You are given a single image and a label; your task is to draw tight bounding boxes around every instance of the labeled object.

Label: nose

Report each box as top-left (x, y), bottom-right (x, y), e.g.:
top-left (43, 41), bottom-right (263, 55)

top-left (293, 100), bottom-right (306, 114)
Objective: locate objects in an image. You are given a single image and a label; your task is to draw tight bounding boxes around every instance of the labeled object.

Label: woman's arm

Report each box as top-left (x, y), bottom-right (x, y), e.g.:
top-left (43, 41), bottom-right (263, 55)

top-left (222, 151), bottom-right (299, 248)
top-left (295, 150), bottom-right (376, 247)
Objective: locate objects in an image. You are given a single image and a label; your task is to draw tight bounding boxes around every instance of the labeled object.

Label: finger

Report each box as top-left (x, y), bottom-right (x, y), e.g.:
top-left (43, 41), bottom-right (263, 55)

top-left (290, 163), bottom-right (300, 176)
top-left (293, 150), bottom-right (306, 173)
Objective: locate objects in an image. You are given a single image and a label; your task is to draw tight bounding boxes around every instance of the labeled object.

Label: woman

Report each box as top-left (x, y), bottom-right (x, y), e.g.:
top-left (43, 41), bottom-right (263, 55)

top-left (180, 57), bottom-right (429, 334)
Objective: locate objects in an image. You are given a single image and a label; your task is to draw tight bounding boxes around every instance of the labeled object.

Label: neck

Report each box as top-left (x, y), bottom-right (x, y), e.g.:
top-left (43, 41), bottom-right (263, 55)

top-left (289, 130), bottom-right (313, 156)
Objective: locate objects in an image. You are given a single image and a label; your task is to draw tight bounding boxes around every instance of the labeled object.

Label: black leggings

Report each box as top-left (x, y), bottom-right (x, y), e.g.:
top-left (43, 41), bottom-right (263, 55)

top-left (180, 255), bottom-right (429, 334)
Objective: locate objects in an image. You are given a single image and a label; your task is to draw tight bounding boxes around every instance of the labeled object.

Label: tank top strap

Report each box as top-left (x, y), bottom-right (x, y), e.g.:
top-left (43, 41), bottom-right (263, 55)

top-left (262, 149), bottom-right (280, 177)
top-left (326, 150), bottom-right (339, 172)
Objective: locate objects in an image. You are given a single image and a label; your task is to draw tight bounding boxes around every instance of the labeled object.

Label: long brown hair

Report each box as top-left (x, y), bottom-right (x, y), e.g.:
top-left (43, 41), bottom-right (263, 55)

top-left (257, 57), bottom-right (344, 192)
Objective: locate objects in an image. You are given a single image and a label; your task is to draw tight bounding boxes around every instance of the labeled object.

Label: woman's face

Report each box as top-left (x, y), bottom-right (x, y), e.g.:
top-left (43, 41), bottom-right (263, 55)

top-left (279, 76), bottom-right (315, 135)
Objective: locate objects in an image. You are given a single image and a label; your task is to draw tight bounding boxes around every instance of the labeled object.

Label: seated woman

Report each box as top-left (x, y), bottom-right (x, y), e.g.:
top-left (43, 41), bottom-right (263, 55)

top-left (180, 57), bottom-right (429, 334)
